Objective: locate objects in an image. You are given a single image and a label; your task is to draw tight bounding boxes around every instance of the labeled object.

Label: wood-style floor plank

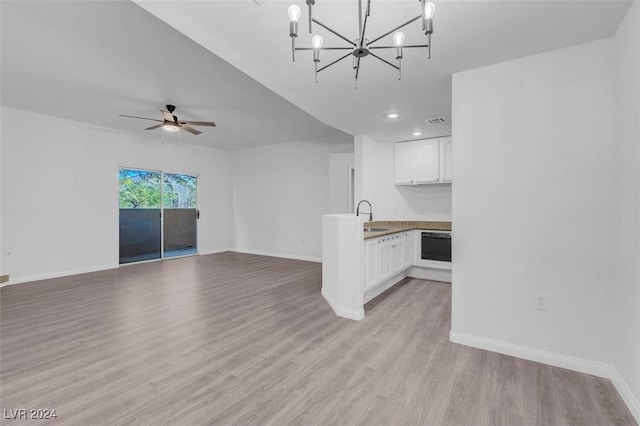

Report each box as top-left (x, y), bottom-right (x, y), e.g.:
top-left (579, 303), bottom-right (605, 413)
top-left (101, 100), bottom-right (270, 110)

top-left (1, 252), bottom-right (636, 425)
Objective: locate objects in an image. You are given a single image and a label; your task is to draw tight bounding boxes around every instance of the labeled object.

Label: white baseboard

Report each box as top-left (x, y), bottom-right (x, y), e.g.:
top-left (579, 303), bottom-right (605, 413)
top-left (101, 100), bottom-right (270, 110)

top-left (199, 248), bottom-right (234, 256)
top-left (611, 367), bottom-right (640, 424)
top-left (450, 330), bottom-right (613, 377)
top-left (407, 266), bottom-right (452, 283)
top-left (231, 248), bottom-right (321, 263)
top-left (321, 288), bottom-right (364, 321)
top-left (450, 331), bottom-right (640, 424)
top-left (2, 263), bottom-right (118, 287)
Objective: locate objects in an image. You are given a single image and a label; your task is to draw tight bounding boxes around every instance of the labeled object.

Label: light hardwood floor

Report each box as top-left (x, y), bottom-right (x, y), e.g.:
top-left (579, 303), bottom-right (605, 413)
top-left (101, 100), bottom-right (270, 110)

top-left (1, 252), bottom-right (636, 425)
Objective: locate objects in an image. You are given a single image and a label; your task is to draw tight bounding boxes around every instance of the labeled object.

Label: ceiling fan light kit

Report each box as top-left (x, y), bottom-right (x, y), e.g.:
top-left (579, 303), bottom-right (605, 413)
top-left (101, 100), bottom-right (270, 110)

top-left (288, 0), bottom-right (435, 85)
top-left (163, 124), bottom-right (180, 132)
top-left (119, 104), bottom-right (216, 136)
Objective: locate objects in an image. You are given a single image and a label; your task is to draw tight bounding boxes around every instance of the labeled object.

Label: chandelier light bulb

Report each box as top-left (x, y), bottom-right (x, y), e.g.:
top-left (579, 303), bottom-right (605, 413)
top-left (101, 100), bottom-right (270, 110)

top-left (288, 5), bottom-right (301, 22)
top-left (424, 2), bottom-right (436, 19)
top-left (311, 34), bottom-right (324, 49)
top-left (392, 31), bottom-right (405, 47)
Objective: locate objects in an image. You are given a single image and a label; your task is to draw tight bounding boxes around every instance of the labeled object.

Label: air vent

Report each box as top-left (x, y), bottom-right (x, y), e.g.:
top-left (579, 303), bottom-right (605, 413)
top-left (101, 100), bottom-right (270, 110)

top-left (426, 117), bottom-right (446, 125)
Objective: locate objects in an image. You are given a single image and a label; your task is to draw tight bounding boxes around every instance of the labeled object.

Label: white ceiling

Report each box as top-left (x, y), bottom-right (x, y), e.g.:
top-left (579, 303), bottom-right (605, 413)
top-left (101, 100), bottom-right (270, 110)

top-left (1, 1), bottom-right (632, 149)
top-left (0, 0), bottom-right (350, 150)
top-left (135, 0), bottom-right (631, 143)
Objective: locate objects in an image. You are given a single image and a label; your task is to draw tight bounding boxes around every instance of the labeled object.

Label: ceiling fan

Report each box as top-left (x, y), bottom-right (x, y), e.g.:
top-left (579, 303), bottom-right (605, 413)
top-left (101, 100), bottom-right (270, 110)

top-left (119, 105), bottom-right (216, 135)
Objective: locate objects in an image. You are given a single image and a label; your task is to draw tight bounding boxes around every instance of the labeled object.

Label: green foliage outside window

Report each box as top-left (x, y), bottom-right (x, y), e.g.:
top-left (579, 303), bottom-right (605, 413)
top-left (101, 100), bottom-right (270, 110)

top-left (163, 173), bottom-right (197, 208)
top-left (119, 168), bottom-right (161, 208)
top-left (119, 169), bottom-right (196, 209)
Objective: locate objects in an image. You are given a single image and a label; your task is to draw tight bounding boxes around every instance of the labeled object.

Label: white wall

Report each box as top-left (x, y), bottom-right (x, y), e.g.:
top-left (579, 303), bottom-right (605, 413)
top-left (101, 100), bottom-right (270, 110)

top-left (1, 107), bottom-right (233, 283)
top-left (230, 137), bottom-right (352, 262)
top-left (613, 0), bottom-right (640, 411)
top-left (355, 135), bottom-right (452, 221)
top-left (329, 151), bottom-right (354, 214)
top-left (452, 38), bottom-right (615, 361)
top-left (452, 33), bottom-right (639, 416)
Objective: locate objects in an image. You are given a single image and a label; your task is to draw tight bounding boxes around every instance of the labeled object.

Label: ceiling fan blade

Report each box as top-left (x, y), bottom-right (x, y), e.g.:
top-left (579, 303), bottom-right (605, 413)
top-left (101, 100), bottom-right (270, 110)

top-left (119, 114), bottom-right (162, 122)
top-left (145, 123), bottom-right (165, 130)
top-left (181, 120), bottom-right (216, 127)
top-left (180, 124), bottom-right (202, 135)
top-left (161, 110), bottom-right (175, 122)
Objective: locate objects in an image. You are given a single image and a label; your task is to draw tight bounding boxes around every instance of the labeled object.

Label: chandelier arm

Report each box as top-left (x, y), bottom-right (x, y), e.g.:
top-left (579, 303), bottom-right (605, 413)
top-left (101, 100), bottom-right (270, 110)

top-left (369, 44), bottom-right (430, 49)
top-left (367, 15), bottom-right (422, 46)
top-left (312, 18), bottom-right (357, 46)
top-left (317, 52), bottom-right (353, 73)
top-left (295, 47), bottom-right (353, 51)
top-left (368, 51), bottom-right (400, 70)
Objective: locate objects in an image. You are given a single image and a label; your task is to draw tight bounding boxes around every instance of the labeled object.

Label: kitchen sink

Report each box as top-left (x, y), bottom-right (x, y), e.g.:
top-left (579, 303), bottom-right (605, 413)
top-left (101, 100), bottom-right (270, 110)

top-left (364, 227), bottom-right (391, 232)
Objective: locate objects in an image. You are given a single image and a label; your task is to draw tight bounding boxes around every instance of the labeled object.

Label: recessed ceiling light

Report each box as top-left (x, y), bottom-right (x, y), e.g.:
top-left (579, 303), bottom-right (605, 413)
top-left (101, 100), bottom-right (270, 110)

top-left (412, 131), bottom-right (423, 136)
top-left (386, 112), bottom-right (401, 119)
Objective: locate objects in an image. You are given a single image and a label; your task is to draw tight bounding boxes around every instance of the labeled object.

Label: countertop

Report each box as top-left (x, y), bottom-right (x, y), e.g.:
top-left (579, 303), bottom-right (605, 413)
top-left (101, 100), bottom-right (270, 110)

top-left (363, 220), bottom-right (452, 240)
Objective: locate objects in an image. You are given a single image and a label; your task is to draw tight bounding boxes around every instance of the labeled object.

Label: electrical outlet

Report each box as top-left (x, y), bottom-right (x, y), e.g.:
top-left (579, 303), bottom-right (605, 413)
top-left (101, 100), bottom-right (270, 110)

top-left (536, 294), bottom-right (548, 311)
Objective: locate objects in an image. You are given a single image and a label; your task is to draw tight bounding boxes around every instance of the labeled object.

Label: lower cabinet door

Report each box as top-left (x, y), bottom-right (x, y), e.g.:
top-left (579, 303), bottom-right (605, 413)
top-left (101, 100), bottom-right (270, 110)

top-left (403, 231), bottom-right (413, 269)
top-left (378, 239), bottom-right (392, 282)
top-left (364, 239), bottom-right (379, 290)
top-left (391, 237), bottom-right (404, 273)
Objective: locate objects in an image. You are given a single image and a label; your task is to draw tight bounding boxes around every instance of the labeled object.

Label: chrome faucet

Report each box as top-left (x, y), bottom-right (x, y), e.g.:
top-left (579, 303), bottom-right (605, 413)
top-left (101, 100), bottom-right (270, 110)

top-left (356, 200), bottom-right (373, 222)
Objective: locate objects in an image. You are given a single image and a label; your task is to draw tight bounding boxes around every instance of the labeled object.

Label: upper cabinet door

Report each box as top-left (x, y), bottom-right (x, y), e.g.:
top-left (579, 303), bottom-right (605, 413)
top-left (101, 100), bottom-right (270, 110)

top-left (394, 137), bottom-right (452, 185)
top-left (440, 137), bottom-right (452, 182)
top-left (394, 142), bottom-right (415, 185)
top-left (414, 139), bottom-right (440, 183)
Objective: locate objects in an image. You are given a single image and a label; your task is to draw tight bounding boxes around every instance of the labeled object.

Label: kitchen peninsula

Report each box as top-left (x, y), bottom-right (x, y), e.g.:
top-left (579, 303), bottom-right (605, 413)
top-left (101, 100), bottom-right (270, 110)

top-left (322, 214), bottom-right (452, 320)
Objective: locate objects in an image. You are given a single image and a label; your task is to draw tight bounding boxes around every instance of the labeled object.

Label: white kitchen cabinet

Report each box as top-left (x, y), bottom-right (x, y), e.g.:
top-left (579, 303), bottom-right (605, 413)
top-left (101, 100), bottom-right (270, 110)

top-left (402, 231), bottom-right (413, 269)
top-left (364, 239), bottom-right (379, 290)
top-left (440, 137), bottom-right (452, 182)
top-left (378, 236), bottom-right (393, 283)
top-left (365, 232), bottom-right (407, 290)
top-left (391, 234), bottom-right (404, 273)
top-left (394, 137), bottom-right (452, 185)
top-left (394, 142), bottom-right (414, 185)
top-left (415, 139), bottom-right (440, 183)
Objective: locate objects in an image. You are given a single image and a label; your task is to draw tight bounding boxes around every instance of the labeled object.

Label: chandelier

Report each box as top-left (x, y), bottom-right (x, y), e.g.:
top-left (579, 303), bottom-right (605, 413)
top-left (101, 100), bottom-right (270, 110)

top-left (288, 0), bottom-right (435, 84)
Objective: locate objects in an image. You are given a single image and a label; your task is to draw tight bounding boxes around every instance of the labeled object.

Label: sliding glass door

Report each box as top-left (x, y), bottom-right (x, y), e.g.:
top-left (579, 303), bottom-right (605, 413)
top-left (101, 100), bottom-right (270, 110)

top-left (163, 173), bottom-right (197, 258)
top-left (119, 168), bottom-right (198, 264)
top-left (119, 168), bottom-right (162, 264)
